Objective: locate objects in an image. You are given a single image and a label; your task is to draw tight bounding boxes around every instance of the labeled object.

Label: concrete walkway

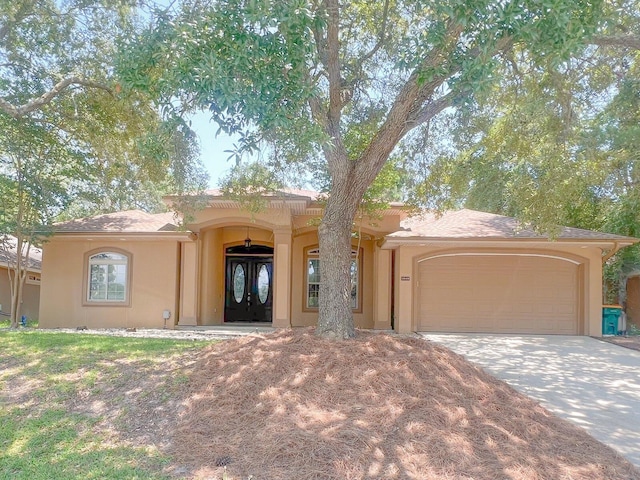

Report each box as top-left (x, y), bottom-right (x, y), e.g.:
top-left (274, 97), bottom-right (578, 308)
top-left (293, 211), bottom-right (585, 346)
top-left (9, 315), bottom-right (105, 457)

top-left (420, 334), bottom-right (640, 468)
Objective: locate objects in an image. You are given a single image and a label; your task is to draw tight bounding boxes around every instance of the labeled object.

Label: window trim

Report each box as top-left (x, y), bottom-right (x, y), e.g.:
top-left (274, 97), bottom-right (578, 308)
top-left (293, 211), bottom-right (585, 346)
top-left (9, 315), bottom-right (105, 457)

top-left (82, 248), bottom-right (132, 307)
top-left (303, 246), bottom-right (362, 313)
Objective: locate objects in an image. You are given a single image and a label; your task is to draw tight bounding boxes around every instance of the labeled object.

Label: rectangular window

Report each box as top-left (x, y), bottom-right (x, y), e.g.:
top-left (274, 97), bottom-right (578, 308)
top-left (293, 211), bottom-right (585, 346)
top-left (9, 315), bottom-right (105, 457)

top-left (307, 259), bottom-right (321, 308)
top-left (306, 249), bottom-right (359, 310)
top-left (87, 252), bottom-right (128, 303)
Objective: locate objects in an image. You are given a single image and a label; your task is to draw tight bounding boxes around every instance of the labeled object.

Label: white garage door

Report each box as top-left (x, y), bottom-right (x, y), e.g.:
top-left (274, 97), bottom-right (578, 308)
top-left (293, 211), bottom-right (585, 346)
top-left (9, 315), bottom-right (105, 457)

top-left (417, 254), bottom-right (580, 334)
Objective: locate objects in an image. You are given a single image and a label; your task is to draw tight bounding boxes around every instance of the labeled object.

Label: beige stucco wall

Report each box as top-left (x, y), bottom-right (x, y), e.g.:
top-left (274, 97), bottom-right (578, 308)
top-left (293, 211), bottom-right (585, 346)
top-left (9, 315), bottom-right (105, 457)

top-left (191, 206), bottom-right (293, 232)
top-left (191, 205), bottom-right (397, 329)
top-left (392, 242), bottom-right (604, 336)
top-left (0, 266), bottom-right (40, 320)
top-left (39, 239), bottom-right (181, 329)
top-left (289, 231), bottom-right (381, 329)
top-left (199, 228), bottom-right (224, 325)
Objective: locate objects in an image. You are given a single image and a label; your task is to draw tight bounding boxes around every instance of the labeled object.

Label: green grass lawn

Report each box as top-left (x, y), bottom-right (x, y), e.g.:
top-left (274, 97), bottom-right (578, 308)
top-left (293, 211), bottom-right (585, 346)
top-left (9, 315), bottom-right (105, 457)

top-left (0, 330), bottom-right (206, 479)
top-left (0, 318), bottom-right (38, 328)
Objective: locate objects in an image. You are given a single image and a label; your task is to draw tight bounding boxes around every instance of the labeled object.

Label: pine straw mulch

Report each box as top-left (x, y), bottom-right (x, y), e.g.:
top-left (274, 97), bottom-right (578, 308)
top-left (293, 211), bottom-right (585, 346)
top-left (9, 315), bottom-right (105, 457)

top-left (168, 328), bottom-right (640, 480)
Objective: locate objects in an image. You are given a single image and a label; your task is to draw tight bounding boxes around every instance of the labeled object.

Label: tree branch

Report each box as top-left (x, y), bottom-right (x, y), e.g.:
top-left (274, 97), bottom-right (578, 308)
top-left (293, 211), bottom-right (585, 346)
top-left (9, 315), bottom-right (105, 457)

top-left (0, 1), bottom-right (35, 45)
top-left (354, 0), bottom-right (390, 70)
top-left (326, 0), bottom-right (342, 126)
top-left (401, 89), bottom-right (459, 136)
top-left (323, 0), bottom-right (349, 180)
top-left (591, 34), bottom-right (640, 51)
top-left (308, 95), bottom-right (326, 127)
top-left (312, 2), bottom-right (328, 69)
top-left (351, 21), bottom-right (465, 187)
top-left (0, 76), bottom-right (113, 119)
top-left (353, 29), bottom-right (514, 197)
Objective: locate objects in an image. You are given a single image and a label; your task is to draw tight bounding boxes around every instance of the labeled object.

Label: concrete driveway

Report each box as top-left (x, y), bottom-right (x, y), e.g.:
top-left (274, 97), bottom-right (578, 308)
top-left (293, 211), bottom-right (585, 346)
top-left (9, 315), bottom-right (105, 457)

top-left (420, 334), bottom-right (640, 468)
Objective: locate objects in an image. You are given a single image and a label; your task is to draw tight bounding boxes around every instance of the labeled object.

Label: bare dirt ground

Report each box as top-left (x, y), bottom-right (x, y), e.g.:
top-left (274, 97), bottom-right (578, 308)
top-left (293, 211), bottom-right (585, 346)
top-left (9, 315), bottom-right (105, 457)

top-left (598, 335), bottom-right (640, 352)
top-left (166, 329), bottom-right (640, 480)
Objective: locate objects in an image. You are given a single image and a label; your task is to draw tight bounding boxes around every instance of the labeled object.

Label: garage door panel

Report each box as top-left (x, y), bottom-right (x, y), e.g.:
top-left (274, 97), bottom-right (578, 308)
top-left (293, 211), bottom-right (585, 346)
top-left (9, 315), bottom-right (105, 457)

top-left (418, 255), bottom-right (579, 334)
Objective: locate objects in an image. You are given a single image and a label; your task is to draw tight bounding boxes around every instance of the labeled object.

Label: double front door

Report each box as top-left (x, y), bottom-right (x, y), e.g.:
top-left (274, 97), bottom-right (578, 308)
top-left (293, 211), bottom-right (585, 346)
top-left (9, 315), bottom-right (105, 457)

top-left (225, 256), bottom-right (273, 322)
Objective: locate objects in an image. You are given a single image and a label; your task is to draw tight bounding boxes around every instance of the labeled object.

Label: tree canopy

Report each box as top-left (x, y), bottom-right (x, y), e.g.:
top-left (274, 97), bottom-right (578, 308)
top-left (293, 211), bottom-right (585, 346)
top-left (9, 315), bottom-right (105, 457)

top-left (119, 0), bottom-right (639, 338)
top-left (0, 0), bottom-right (207, 326)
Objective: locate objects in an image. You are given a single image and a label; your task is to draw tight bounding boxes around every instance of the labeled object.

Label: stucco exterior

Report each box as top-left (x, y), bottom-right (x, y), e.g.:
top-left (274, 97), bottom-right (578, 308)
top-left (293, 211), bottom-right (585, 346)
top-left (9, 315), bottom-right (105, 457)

top-left (1, 237), bottom-right (42, 321)
top-left (39, 238), bottom-right (182, 329)
top-left (0, 266), bottom-right (40, 320)
top-left (38, 193), bottom-right (637, 335)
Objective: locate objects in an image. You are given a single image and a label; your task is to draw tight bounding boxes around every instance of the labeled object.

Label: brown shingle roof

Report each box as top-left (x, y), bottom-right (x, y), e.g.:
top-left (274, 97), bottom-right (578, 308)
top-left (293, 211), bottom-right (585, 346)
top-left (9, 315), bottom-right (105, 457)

top-left (199, 188), bottom-right (405, 208)
top-left (53, 210), bottom-right (180, 233)
top-left (0, 236), bottom-right (42, 270)
top-left (202, 188), bottom-right (324, 201)
top-left (388, 209), bottom-right (636, 241)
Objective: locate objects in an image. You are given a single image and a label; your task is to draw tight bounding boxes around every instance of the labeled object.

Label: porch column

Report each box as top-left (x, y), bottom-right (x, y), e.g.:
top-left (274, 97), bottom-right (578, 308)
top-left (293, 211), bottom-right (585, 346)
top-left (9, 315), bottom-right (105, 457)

top-left (373, 247), bottom-right (392, 330)
top-left (272, 228), bottom-right (292, 328)
top-left (395, 247), bottom-right (414, 334)
top-left (199, 228), bottom-right (224, 325)
top-left (178, 239), bottom-right (199, 326)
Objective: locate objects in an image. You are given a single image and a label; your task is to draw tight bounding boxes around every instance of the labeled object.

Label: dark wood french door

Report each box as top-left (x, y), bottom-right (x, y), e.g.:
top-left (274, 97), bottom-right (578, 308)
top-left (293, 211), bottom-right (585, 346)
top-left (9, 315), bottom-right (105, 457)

top-left (225, 256), bottom-right (273, 322)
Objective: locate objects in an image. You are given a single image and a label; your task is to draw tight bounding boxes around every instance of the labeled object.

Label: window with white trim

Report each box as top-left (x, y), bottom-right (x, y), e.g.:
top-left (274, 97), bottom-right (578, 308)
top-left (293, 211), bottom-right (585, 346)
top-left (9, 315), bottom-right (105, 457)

top-left (87, 252), bottom-right (128, 302)
top-left (306, 248), bottom-right (359, 310)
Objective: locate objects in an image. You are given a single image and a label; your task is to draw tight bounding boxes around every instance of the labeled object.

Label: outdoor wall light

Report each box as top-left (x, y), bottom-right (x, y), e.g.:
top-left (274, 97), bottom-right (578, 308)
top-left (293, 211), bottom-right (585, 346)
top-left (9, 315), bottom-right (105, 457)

top-left (244, 227), bottom-right (251, 248)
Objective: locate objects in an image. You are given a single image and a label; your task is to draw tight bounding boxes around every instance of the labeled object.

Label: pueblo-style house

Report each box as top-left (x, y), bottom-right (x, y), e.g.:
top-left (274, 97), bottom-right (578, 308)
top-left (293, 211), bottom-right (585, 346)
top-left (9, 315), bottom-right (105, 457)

top-left (38, 189), bottom-right (637, 335)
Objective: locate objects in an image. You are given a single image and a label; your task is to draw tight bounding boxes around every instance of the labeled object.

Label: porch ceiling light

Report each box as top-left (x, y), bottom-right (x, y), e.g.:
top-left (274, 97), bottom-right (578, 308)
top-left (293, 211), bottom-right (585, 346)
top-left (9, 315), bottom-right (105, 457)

top-left (244, 227), bottom-right (251, 248)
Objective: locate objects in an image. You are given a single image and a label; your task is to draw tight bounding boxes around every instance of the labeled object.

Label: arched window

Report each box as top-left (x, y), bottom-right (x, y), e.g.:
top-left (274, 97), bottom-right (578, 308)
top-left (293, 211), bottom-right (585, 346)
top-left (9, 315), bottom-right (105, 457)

top-left (306, 248), bottom-right (360, 310)
top-left (87, 251), bottom-right (129, 303)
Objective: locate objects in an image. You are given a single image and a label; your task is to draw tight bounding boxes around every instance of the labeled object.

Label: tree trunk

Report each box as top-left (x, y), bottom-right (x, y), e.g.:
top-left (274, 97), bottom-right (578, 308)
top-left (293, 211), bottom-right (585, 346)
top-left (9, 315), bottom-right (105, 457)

top-left (9, 268), bottom-right (22, 329)
top-left (316, 186), bottom-right (361, 339)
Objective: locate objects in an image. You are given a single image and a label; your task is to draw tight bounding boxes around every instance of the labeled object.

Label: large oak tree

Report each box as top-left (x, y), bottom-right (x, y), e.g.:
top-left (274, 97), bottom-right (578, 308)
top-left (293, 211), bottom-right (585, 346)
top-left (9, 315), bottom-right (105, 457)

top-left (122, 0), bottom-right (621, 338)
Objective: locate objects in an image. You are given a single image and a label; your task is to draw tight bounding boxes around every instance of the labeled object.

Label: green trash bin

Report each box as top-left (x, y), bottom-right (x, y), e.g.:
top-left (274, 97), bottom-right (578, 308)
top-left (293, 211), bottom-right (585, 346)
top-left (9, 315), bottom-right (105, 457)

top-left (602, 305), bottom-right (622, 336)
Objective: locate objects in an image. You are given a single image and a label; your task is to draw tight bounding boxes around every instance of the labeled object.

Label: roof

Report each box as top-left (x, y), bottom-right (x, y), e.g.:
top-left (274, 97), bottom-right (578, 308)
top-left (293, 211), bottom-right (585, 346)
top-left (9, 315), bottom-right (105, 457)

top-left (387, 209), bottom-right (636, 242)
top-left (50, 206), bottom-right (632, 245)
top-left (203, 188), bottom-right (325, 201)
top-left (53, 210), bottom-right (179, 233)
top-left (0, 236), bottom-right (42, 271)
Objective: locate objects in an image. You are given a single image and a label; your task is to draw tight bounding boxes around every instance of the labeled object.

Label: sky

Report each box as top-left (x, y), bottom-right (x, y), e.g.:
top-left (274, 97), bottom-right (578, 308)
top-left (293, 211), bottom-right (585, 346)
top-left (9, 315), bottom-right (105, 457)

top-left (188, 110), bottom-right (238, 188)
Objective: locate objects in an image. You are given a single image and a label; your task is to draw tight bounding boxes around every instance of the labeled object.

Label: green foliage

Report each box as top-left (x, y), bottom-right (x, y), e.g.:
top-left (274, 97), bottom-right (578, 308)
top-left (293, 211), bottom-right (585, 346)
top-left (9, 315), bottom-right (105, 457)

top-left (0, 1), bottom-right (208, 219)
top-left (418, 32), bottom-right (639, 231)
top-left (0, 0), bottom-right (211, 325)
top-left (119, 0), bottom-right (322, 155)
top-left (120, 0), bottom-right (603, 175)
top-left (359, 157), bottom-right (407, 217)
top-left (220, 161), bottom-right (285, 215)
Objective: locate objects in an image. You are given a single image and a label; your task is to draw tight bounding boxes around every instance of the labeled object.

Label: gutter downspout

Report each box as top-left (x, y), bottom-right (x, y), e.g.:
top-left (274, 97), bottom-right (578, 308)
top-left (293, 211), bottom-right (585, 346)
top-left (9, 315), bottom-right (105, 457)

top-left (601, 241), bottom-right (621, 264)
